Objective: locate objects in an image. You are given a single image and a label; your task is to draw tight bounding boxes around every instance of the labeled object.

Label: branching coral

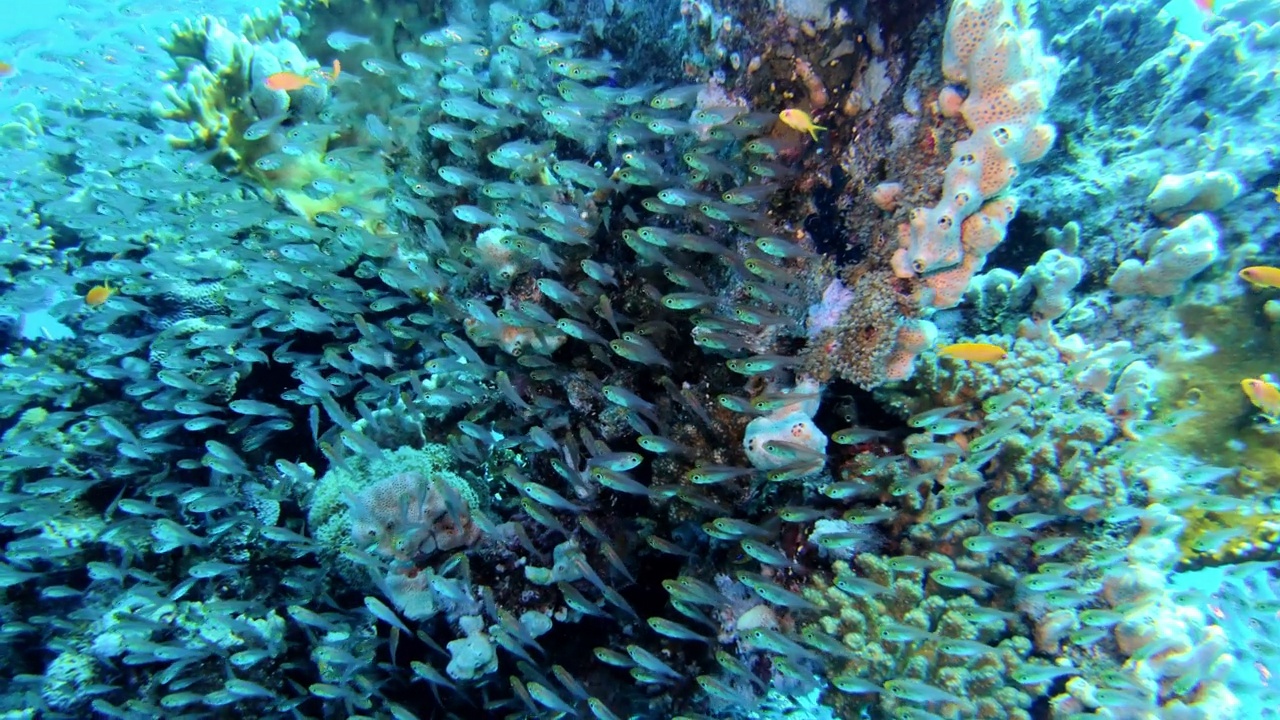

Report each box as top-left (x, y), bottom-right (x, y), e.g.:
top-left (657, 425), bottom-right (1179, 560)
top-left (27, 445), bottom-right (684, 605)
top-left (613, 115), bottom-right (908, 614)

top-left (4, 1), bottom-right (1274, 720)
top-left (802, 266), bottom-right (917, 387)
top-left (806, 554), bottom-right (1035, 720)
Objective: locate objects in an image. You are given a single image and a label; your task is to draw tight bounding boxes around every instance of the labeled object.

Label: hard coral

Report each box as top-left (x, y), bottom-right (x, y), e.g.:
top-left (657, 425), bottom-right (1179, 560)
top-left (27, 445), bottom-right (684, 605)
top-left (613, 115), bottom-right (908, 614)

top-left (803, 267), bottom-right (914, 389)
top-left (808, 554), bottom-right (1034, 720)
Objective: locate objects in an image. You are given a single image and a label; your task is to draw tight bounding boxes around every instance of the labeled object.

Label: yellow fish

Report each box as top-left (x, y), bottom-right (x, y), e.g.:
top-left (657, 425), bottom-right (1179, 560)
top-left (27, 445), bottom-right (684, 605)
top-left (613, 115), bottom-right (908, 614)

top-left (1238, 266), bottom-right (1280, 289)
top-left (938, 342), bottom-right (1007, 363)
top-left (84, 281), bottom-right (115, 307)
top-left (778, 109), bottom-right (826, 141)
top-left (1242, 378), bottom-right (1280, 416)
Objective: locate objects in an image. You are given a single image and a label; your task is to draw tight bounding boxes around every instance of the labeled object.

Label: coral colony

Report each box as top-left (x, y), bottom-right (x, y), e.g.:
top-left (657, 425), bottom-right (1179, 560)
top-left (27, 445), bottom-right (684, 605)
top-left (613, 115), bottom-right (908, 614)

top-left (0, 0), bottom-right (1277, 718)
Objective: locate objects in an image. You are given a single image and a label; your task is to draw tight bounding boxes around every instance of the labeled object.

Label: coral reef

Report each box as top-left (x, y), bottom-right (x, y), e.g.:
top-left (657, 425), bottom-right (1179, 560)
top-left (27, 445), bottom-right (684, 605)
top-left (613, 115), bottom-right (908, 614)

top-left (0, 0), bottom-right (1276, 719)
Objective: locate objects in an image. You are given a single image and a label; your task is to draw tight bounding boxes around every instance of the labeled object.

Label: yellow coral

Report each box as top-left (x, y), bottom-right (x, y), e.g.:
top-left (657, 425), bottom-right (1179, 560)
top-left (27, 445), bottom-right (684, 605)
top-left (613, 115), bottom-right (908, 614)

top-left (155, 12), bottom-right (390, 235)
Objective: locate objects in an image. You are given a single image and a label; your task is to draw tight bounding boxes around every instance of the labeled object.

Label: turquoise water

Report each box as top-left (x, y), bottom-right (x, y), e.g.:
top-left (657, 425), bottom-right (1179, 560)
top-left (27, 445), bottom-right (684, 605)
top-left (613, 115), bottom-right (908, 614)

top-left (1164, 0), bottom-right (1214, 38)
top-left (0, 0), bottom-right (1275, 718)
top-left (0, 3), bottom-right (64, 38)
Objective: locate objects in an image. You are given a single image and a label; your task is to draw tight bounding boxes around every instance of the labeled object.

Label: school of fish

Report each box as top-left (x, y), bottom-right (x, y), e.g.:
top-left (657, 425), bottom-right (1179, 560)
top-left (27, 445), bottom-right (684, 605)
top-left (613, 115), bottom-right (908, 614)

top-left (0, 0), bottom-right (1275, 719)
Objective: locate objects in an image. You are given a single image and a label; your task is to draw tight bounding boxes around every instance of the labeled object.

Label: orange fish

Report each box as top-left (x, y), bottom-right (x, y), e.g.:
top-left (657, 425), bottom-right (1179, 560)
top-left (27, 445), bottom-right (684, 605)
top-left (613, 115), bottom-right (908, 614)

top-left (1193, 0), bottom-right (1216, 13)
top-left (85, 281), bottom-right (114, 307)
top-left (264, 71), bottom-right (316, 91)
top-left (0, 61), bottom-right (14, 79)
top-left (938, 342), bottom-right (1008, 363)
top-left (1242, 378), bottom-right (1280, 416)
top-left (778, 108), bottom-right (827, 141)
top-left (1238, 266), bottom-right (1280, 289)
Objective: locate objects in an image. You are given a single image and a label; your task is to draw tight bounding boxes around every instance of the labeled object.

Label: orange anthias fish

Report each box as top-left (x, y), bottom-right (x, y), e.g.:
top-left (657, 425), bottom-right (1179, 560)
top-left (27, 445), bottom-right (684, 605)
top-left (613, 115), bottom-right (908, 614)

top-left (85, 281), bottom-right (115, 307)
top-left (938, 342), bottom-right (1008, 363)
top-left (1242, 378), bottom-right (1280, 417)
top-left (264, 71), bottom-right (317, 91)
top-left (778, 109), bottom-right (827, 141)
top-left (1238, 266), bottom-right (1280, 289)
top-left (0, 61), bottom-right (14, 79)
top-left (1193, 0), bottom-right (1216, 13)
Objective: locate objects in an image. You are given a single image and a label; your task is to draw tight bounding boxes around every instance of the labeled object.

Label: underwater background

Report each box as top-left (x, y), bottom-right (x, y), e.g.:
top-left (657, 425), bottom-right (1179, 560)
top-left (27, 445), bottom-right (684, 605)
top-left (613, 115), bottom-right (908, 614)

top-left (0, 0), bottom-right (1277, 718)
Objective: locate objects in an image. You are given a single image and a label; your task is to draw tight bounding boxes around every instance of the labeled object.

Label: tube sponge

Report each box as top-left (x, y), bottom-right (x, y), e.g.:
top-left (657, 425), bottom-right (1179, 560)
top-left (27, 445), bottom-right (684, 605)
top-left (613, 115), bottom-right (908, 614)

top-left (884, 319), bottom-right (939, 382)
top-left (446, 616), bottom-right (498, 681)
top-left (1013, 248), bottom-right (1085, 321)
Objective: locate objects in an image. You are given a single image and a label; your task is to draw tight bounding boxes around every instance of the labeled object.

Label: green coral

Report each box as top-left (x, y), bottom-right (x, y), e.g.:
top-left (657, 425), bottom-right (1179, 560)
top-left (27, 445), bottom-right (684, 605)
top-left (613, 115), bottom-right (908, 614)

top-left (964, 268), bottom-right (1022, 334)
top-left (154, 11), bottom-right (301, 163)
top-left (41, 650), bottom-right (98, 712)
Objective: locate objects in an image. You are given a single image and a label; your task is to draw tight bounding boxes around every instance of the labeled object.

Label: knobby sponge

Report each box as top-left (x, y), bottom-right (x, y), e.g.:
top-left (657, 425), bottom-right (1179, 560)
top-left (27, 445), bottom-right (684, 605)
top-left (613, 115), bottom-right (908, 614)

top-left (1146, 170), bottom-right (1241, 220)
top-left (1107, 213), bottom-right (1220, 297)
top-left (892, 0), bottom-right (1060, 312)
